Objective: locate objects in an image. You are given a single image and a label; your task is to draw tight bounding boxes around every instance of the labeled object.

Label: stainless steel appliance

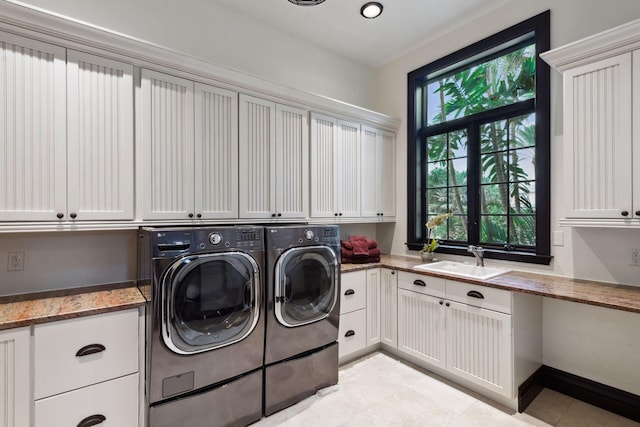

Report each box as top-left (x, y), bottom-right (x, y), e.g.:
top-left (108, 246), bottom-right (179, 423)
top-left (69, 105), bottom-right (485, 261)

top-left (138, 226), bottom-right (264, 427)
top-left (263, 225), bottom-right (340, 416)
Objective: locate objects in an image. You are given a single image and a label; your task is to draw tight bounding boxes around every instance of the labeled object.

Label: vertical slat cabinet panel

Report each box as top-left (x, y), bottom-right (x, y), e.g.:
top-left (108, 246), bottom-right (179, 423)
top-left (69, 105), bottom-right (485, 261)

top-left (633, 51), bottom-right (640, 218)
top-left (140, 69), bottom-right (195, 220)
top-left (336, 120), bottom-right (360, 218)
top-left (397, 289), bottom-right (445, 369)
top-left (563, 53), bottom-right (632, 218)
top-left (445, 301), bottom-right (512, 397)
top-left (379, 269), bottom-right (397, 348)
top-left (378, 130), bottom-right (396, 218)
top-left (0, 32), bottom-right (66, 221)
top-left (275, 104), bottom-right (308, 219)
top-left (239, 94), bottom-right (276, 219)
top-left (67, 50), bottom-right (134, 220)
top-left (365, 268), bottom-right (381, 346)
top-left (360, 126), bottom-right (378, 218)
top-left (0, 327), bottom-right (31, 427)
top-left (195, 83), bottom-right (238, 219)
top-left (310, 113), bottom-right (338, 219)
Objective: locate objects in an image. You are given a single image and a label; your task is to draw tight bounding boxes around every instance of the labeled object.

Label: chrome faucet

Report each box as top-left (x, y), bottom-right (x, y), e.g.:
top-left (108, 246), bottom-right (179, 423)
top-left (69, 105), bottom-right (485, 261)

top-left (467, 245), bottom-right (484, 267)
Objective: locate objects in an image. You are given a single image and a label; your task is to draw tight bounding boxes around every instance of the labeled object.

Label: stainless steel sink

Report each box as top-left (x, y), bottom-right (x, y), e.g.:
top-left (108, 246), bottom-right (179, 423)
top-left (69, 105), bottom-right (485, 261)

top-left (413, 260), bottom-right (510, 280)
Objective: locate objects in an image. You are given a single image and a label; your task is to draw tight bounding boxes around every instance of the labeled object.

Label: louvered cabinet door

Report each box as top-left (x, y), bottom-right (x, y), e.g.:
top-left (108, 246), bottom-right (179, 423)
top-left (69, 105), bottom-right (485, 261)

top-left (365, 268), bottom-right (381, 346)
top-left (379, 269), bottom-right (397, 348)
top-left (310, 113), bottom-right (337, 219)
top-left (564, 53), bottom-right (633, 219)
top-left (0, 32), bottom-right (66, 221)
top-left (360, 126), bottom-right (378, 218)
top-left (445, 301), bottom-right (513, 397)
top-left (140, 69), bottom-right (195, 220)
top-left (67, 50), bottom-right (134, 220)
top-left (239, 94), bottom-right (276, 219)
top-left (336, 120), bottom-right (360, 218)
top-left (275, 104), bottom-right (308, 219)
top-left (397, 289), bottom-right (445, 369)
top-left (0, 327), bottom-right (30, 427)
top-left (378, 130), bottom-right (396, 218)
top-left (195, 83), bottom-right (238, 219)
top-left (633, 51), bottom-right (640, 219)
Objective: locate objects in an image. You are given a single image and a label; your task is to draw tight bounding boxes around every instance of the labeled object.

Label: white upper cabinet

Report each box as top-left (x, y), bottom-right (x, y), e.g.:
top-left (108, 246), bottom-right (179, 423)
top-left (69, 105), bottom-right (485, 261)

top-left (0, 32), bottom-right (66, 222)
top-left (195, 83), bottom-right (239, 219)
top-left (361, 126), bottom-right (395, 220)
top-left (239, 95), bottom-right (308, 219)
top-left (67, 50), bottom-right (134, 221)
top-left (541, 18), bottom-right (640, 226)
top-left (310, 113), bottom-right (361, 219)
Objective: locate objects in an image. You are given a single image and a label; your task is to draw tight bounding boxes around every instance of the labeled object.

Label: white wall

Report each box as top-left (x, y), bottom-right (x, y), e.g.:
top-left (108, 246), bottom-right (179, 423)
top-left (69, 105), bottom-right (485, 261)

top-left (16, 0), bottom-right (376, 109)
top-left (374, 0), bottom-right (640, 394)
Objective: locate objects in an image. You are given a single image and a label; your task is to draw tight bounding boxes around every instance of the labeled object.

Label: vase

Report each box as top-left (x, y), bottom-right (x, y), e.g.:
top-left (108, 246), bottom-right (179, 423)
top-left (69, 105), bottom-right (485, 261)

top-left (420, 252), bottom-right (435, 262)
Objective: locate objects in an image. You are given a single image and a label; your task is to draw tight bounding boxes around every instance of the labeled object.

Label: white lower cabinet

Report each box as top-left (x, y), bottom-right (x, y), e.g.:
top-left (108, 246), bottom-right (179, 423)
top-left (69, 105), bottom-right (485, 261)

top-left (379, 268), bottom-right (398, 348)
top-left (338, 270), bottom-right (367, 360)
top-left (0, 327), bottom-right (31, 427)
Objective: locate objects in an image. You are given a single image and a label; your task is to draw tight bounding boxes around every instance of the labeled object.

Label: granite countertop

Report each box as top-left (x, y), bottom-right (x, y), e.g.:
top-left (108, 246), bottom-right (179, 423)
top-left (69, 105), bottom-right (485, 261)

top-left (0, 282), bottom-right (146, 331)
top-left (342, 254), bottom-right (640, 314)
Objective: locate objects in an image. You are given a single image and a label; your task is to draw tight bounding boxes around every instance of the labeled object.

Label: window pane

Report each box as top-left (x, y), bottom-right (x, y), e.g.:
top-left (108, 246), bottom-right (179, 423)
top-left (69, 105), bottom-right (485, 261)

top-left (448, 129), bottom-right (468, 158)
top-left (481, 152), bottom-right (508, 184)
top-left (427, 188), bottom-right (448, 214)
top-left (448, 215), bottom-right (468, 241)
top-left (509, 113), bottom-right (536, 149)
top-left (448, 187), bottom-right (467, 214)
top-left (481, 120), bottom-right (508, 153)
top-left (481, 184), bottom-right (508, 214)
top-left (427, 160), bottom-right (447, 187)
top-left (427, 134), bottom-right (447, 161)
top-left (509, 148), bottom-right (535, 182)
top-left (510, 216), bottom-right (536, 246)
top-left (449, 158), bottom-right (468, 186)
top-left (427, 44), bottom-right (536, 126)
top-left (510, 182), bottom-right (536, 214)
top-left (480, 215), bottom-right (507, 244)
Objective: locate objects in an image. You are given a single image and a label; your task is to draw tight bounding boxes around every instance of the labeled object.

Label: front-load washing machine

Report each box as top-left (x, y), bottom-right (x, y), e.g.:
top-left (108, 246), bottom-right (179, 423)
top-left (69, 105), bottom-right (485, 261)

top-left (263, 224), bottom-right (340, 416)
top-left (138, 226), bottom-right (264, 427)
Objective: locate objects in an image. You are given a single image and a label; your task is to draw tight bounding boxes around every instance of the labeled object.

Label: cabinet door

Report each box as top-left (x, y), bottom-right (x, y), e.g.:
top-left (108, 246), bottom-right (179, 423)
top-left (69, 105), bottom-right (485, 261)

top-left (397, 289), bottom-right (445, 369)
top-left (360, 126), bottom-right (378, 218)
top-left (275, 104), bottom-right (308, 219)
top-left (239, 94), bottom-right (276, 219)
top-left (446, 300), bottom-right (513, 397)
top-left (378, 130), bottom-right (396, 218)
top-left (365, 268), bottom-right (381, 346)
top-left (564, 53), bottom-right (632, 219)
top-left (140, 69), bottom-right (195, 220)
top-left (310, 113), bottom-right (337, 218)
top-left (0, 32), bottom-right (66, 221)
top-left (633, 52), bottom-right (640, 218)
top-left (0, 328), bottom-right (30, 427)
top-left (379, 269), bottom-right (397, 348)
top-left (336, 120), bottom-right (360, 218)
top-left (194, 83), bottom-right (238, 219)
top-left (67, 50), bottom-right (134, 221)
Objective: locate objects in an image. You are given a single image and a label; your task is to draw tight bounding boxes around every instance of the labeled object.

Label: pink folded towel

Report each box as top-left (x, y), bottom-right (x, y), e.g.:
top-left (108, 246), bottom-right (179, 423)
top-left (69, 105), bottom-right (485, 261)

top-left (348, 235), bottom-right (369, 256)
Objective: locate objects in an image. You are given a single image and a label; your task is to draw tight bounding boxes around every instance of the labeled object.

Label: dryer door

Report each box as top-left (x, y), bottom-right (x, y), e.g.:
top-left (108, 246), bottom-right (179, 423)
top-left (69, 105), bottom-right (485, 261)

top-left (162, 252), bottom-right (261, 354)
top-left (274, 246), bottom-right (339, 327)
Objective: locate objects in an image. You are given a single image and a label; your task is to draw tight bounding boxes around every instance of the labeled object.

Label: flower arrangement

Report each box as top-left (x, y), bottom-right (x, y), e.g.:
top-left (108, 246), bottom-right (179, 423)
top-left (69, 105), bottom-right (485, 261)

top-left (421, 212), bottom-right (453, 254)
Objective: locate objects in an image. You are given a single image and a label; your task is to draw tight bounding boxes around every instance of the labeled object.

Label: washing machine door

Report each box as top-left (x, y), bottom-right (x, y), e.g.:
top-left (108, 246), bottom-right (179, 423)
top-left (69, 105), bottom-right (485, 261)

top-left (162, 252), bottom-right (261, 354)
top-left (274, 246), bottom-right (339, 327)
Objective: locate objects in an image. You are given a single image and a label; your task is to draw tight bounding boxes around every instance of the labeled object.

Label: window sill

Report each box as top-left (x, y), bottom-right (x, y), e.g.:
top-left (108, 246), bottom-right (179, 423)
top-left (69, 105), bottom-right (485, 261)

top-left (406, 243), bottom-right (553, 265)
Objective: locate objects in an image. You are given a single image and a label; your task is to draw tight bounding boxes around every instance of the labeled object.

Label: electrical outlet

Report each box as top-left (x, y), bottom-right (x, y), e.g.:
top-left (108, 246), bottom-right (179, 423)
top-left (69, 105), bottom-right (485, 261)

top-left (7, 252), bottom-right (25, 271)
top-left (631, 249), bottom-right (640, 266)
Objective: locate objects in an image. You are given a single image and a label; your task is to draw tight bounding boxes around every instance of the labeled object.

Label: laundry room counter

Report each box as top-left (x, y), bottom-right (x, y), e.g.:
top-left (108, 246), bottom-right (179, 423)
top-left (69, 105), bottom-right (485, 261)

top-left (0, 282), bottom-right (145, 331)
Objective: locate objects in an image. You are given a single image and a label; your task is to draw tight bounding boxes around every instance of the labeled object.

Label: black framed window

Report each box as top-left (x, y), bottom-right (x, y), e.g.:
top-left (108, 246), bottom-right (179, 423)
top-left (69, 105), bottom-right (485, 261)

top-left (407, 11), bottom-right (551, 264)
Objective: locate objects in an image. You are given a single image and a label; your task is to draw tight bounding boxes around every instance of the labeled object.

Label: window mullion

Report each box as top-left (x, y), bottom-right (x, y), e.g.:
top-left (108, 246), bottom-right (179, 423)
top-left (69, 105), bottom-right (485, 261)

top-left (466, 123), bottom-right (480, 245)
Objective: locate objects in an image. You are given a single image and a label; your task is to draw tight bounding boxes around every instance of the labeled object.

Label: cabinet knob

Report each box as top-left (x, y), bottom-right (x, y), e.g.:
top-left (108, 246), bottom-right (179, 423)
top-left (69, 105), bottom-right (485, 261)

top-left (339, 213), bottom-right (343, 216)
top-left (56, 212), bottom-right (64, 219)
top-left (439, 300), bottom-right (444, 305)
top-left (70, 212), bottom-right (77, 219)
top-left (381, 213), bottom-right (384, 216)
top-left (391, 271), bottom-right (395, 275)
top-left (277, 213), bottom-right (282, 217)
top-left (334, 213), bottom-right (338, 217)
top-left (272, 213), bottom-right (277, 217)
top-left (196, 213), bottom-right (202, 218)
top-left (445, 302), bottom-right (450, 307)
top-left (636, 210), bottom-right (640, 217)
top-left (621, 211), bottom-right (629, 217)
top-left (188, 213), bottom-right (194, 218)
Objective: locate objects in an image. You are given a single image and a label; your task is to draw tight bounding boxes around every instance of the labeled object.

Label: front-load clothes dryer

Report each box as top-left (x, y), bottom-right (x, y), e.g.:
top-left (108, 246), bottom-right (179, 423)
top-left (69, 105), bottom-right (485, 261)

top-left (263, 225), bottom-right (340, 416)
top-left (138, 226), bottom-right (264, 427)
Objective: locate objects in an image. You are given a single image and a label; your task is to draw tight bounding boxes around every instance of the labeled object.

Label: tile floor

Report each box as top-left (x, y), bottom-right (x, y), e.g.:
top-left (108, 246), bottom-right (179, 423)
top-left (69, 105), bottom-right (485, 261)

top-left (254, 352), bottom-right (639, 427)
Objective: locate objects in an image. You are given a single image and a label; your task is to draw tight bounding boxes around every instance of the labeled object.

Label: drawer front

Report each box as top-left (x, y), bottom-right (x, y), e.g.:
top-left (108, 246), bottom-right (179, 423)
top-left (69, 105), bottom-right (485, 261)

top-left (34, 309), bottom-right (139, 399)
top-left (446, 280), bottom-right (512, 314)
top-left (398, 271), bottom-right (445, 298)
top-left (35, 373), bottom-right (139, 427)
top-left (338, 309), bottom-right (367, 358)
top-left (340, 270), bottom-right (367, 314)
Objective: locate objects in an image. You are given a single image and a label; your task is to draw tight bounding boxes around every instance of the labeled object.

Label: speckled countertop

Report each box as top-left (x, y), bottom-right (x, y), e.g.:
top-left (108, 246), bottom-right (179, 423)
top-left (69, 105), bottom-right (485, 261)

top-left (343, 255), bottom-right (640, 314)
top-left (0, 282), bottom-right (145, 331)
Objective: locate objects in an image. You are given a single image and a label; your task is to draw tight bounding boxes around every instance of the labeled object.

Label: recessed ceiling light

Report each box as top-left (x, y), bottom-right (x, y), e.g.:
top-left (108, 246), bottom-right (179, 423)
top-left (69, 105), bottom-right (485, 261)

top-left (288, 0), bottom-right (326, 5)
top-left (360, 2), bottom-right (383, 19)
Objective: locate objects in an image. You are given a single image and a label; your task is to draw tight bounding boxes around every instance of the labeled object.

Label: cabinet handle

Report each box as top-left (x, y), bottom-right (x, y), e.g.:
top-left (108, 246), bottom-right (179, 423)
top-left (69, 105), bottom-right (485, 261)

top-left (70, 212), bottom-right (77, 219)
top-left (413, 279), bottom-right (426, 287)
top-left (345, 330), bottom-right (355, 337)
top-left (466, 290), bottom-right (485, 299)
top-left (75, 344), bottom-right (106, 357)
top-left (621, 211), bottom-right (629, 217)
top-left (77, 414), bottom-right (106, 427)
top-left (56, 212), bottom-right (64, 219)
top-left (344, 289), bottom-right (355, 296)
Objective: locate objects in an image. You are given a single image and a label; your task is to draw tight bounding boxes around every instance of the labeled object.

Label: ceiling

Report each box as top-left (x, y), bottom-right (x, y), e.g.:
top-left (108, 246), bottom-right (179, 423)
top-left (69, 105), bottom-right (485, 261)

top-left (213, 0), bottom-right (511, 68)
